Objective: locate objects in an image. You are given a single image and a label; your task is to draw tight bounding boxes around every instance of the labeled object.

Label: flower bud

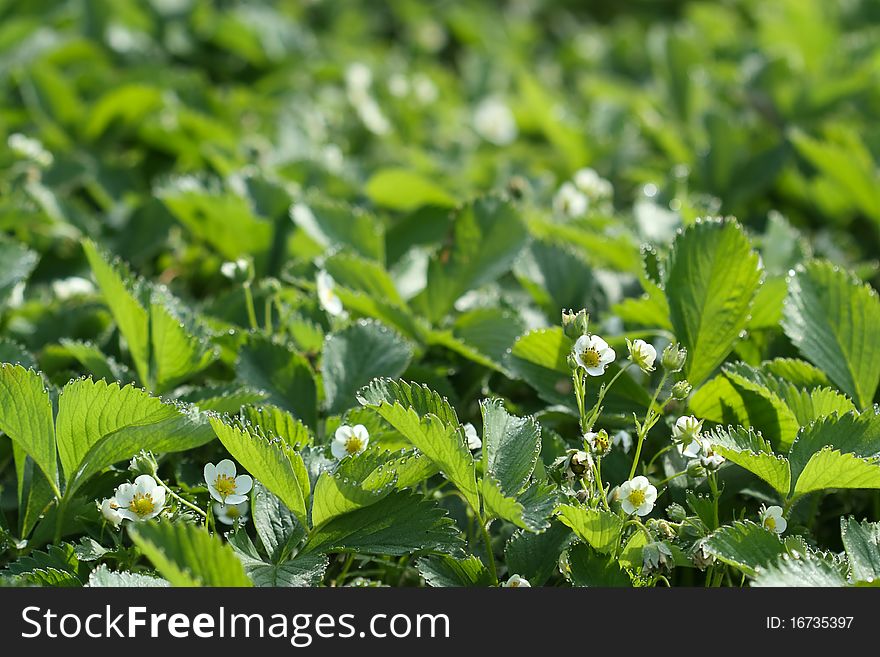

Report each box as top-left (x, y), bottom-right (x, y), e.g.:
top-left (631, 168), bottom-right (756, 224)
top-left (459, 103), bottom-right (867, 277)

top-left (647, 518), bottom-right (677, 541)
top-left (128, 450), bottom-right (158, 477)
top-left (671, 380), bottom-right (692, 400)
top-left (692, 539), bottom-right (716, 570)
top-left (566, 353), bottom-right (579, 372)
top-left (626, 338), bottom-right (657, 373)
top-left (686, 459), bottom-right (707, 479)
top-left (564, 449), bottom-right (594, 482)
top-left (666, 502), bottom-right (687, 522)
top-left (220, 257), bottom-right (253, 284)
top-left (506, 175), bottom-right (529, 200)
top-left (661, 342), bottom-right (687, 373)
top-left (642, 540), bottom-right (674, 575)
top-left (562, 309), bottom-right (590, 340)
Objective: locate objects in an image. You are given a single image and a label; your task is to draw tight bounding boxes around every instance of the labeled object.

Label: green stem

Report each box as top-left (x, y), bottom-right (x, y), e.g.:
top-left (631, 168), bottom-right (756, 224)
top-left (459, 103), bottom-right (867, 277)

top-left (337, 554), bottom-right (355, 585)
top-left (53, 495), bottom-right (69, 544)
top-left (593, 458), bottom-right (610, 511)
top-left (243, 283), bottom-right (259, 331)
top-left (708, 473), bottom-right (720, 530)
top-left (264, 296), bottom-right (274, 334)
top-left (646, 444), bottom-right (675, 471)
top-left (655, 470), bottom-right (688, 488)
top-left (155, 475), bottom-right (207, 519)
top-left (629, 372), bottom-right (669, 479)
top-left (478, 517), bottom-right (499, 585)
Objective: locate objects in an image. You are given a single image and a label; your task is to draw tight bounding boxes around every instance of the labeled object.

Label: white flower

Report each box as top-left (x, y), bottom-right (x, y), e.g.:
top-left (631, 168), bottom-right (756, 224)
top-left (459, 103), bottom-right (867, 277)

top-left (316, 270), bottom-right (344, 317)
top-left (502, 574), bottom-right (531, 587)
top-left (760, 505), bottom-right (787, 534)
top-left (412, 73), bottom-right (438, 104)
top-left (553, 182), bottom-right (588, 218)
top-left (331, 424), bottom-right (370, 460)
top-left (573, 334), bottom-right (616, 377)
top-left (204, 459), bottom-right (253, 505)
top-left (112, 475), bottom-right (167, 522)
top-left (357, 97), bottom-right (391, 135)
top-left (8, 133), bottom-right (53, 167)
top-left (697, 437), bottom-right (725, 471)
top-left (618, 476), bottom-right (657, 516)
top-left (220, 258), bottom-right (250, 281)
top-left (213, 500), bottom-right (250, 525)
top-left (100, 498), bottom-right (123, 528)
top-left (388, 73), bottom-right (410, 97)
top-left (345, 62), bottom-right (373, 98)
top-left (473, 97), bottom-right (517, 146)
top-left (52, 276), bottom-right (95, 301)
top-left (463, 423), bottom-right (482, 450)
top-left (672, 416), bottom-right (703, 458)
top-left (573, 168), bottom-right (613, 201)
top-left (613, 430), bottom-right (633, 453)
top-left (627, 338), bottom-right (657, 373)
top-left (634, 199), bottom-right (679, 242)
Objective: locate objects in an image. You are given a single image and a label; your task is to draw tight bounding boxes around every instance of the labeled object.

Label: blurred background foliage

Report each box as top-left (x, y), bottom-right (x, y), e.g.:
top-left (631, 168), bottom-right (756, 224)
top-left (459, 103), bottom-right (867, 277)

top-left (1, 0), bottom-right (879, 320)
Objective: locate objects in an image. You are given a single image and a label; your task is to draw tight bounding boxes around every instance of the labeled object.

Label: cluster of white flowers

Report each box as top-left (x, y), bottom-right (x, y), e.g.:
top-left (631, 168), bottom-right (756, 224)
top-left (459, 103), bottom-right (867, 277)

top-left (473, 97), bottom-right (518, 146)
top-left (672, 415), bottom-right (725, 472)
top-left (552, 167), bottom-right (613, 218)
top-left (345, 62), bottom-right (391, 135)
top-left (331, 424), bottom-right (370, 460)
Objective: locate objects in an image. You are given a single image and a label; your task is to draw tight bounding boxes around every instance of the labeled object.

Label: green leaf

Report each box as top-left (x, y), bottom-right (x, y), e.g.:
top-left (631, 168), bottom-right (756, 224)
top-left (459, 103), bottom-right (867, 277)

top-left (841, 516), bottom-right (880, 584)
top-left (793, 448), bottom-right (880, 496)
top-left (364, 168), bottom-right (456, 212)
top-left (664, 218), bottom-right (763, 387)
top-left (505, 521), bottom-right (574, 586)
top-left (87, 565), bottom-right (169, 587)
top-left (788, 409), bottom-right (880, 484)
top-left (556, 505), bottom-right (623, 554)
top-left (0, 237), bottom-right (37, 306)
top-left (707, 427), bottom-right (791, 495)
top-left (292, 194), bottom-right (385, 261)
top-left (160, 186), bottom-right (273, 262)
top-left (703, 521), bottom-right (786, 577)
top-left (82, 239), bottom-right (151, 386)
top-left (480, 399), bottom-right (540, 497)
top-left (357, 379), bottom-right (460, 426)
top-left (417, 555), bottom-right (493, 587)
top-left (566, 544), bottom-right (632, 587)
top-left (357, 381), bottom-right (478, 510)
top-left (751, 554), bottom-right (848, 587)
top-left (322, 320), bottom-right (413, 414)
top-left (128, 522), bottom-right (252, 587)
top-left (228, 530), bottom-right (327, 587)
top-left (236, 335), bottom-right (318, 428)
top-left (311, 449), bottom-right (396, 528)
top-left (0, 364), bottom-right (58, 494)
top-left (209, 417), bottom-right (310, 527)
top-left (302, 492), bottom-right (463, 556)
top-left (514, 240), bottom-right (601, 320)
top-left (782, 260), bottom-right (880, 409)
top-left (149, 299), bottom-right (215, 393)
top-left (56, 378), bottom-right (214, 494)
top-left (59, 339), bottom-right (133, 383)
top-left (323, 252), bottom-right (407, 308)
top-left (449, 308), bottom-right (525, 369)
top-left (413, 196), bottom-right (528, 323)
top-left (505, 327), bottom-right (574, 406)
top-left (251, 482), bottom-right (304, 563)
top-left (241, 405), bottom-right (311, 450)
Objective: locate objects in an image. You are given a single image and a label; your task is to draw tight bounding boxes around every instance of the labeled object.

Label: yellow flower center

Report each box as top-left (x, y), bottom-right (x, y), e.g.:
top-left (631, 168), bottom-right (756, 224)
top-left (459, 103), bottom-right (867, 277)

top-left (345, 437), bottom-right (364, 455)
top-left (627, 488), bottom-right (646, 508)
top-left (129, 493), bottom-right (155, 517)
top-left (508, 580), bottom-right (522, 587)
top-left (214, 474), bottom-right (238, 498)
top-left (581, 348), bottom-right (601, 368)
top-left (764, 516), bottom-right (776, 531)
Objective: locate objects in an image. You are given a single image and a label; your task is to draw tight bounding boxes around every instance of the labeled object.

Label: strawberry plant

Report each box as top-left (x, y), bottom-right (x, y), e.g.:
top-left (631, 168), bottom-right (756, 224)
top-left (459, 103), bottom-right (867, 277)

top-left (1, 0), bottom-right (880, 588)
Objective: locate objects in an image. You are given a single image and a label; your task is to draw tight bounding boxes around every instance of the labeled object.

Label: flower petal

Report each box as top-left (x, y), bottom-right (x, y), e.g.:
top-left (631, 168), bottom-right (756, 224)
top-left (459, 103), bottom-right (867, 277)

top-left (331, 441), bottom-right (348, 460)
top-left (235, 474), bottom-right (253, 496)
top-left (203, 463), bottom-right (216, 485)
top-left (215, 459), bottom-right (236, 478)
top-left (224, 493), bottom-right (248, 505)
top-left (573, 335), bottom-right (590, 352)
